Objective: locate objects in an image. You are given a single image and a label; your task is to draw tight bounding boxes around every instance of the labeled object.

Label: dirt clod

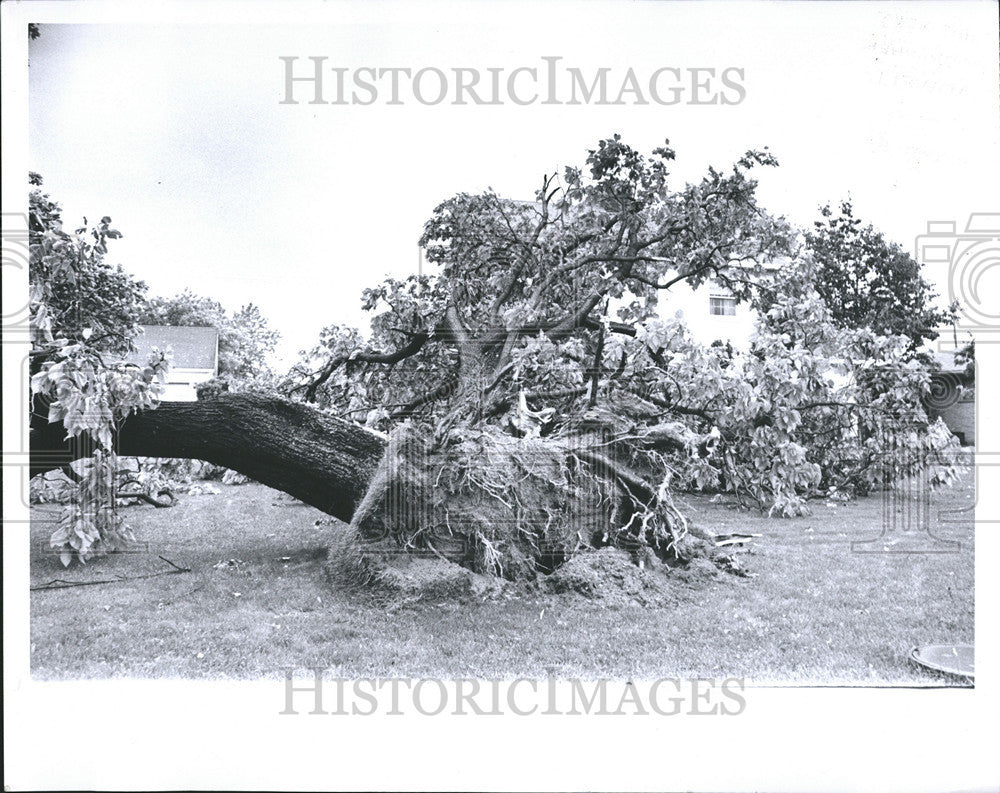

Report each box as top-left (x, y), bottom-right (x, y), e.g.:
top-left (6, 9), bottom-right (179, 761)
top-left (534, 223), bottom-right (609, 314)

top-left (545, 547), bottom-right (678, 607)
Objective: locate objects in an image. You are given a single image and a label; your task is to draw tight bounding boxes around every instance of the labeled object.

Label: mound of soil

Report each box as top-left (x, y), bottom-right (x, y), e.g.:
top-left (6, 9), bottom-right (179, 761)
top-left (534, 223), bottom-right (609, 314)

top-left (544, 547), bottom-right (681, 607)
top-left (327, 528), bottom-right (736, 608)
top-left (325, 528), bottom-right (506, 605)
top-left (370, 556), bottom-right (506, 603)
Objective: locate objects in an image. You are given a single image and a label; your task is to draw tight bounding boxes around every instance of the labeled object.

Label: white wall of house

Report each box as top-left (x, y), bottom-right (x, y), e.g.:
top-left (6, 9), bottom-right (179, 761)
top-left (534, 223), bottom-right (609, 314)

top-left (160, 368), bottom-right (216, 402)
top-left (655, 279), bottom-right (759, 348)
top-left (133, 325), bottom-right (219, 402)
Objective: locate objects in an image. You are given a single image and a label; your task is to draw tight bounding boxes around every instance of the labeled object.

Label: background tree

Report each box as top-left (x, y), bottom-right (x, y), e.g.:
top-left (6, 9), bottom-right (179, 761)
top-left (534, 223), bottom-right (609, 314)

top-left (30, 173), bottom-right (148, 354)
top-left (795, 200), bottom-right (955, 352)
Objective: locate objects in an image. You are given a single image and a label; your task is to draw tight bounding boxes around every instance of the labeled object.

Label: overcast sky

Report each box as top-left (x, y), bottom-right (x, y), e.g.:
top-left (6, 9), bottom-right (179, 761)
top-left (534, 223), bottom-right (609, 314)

top-left (25, 2), bottom-right (1000, 366)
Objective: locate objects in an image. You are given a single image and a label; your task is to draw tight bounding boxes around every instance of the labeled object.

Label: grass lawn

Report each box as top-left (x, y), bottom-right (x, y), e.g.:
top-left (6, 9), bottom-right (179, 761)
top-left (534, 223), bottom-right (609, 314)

top-left (29, 472), bottom-right (974, 684)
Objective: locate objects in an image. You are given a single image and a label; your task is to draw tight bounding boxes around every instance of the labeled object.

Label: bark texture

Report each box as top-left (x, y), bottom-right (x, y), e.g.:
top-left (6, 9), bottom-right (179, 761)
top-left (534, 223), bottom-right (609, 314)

top-left (30, 394), bottom-right (388, 523)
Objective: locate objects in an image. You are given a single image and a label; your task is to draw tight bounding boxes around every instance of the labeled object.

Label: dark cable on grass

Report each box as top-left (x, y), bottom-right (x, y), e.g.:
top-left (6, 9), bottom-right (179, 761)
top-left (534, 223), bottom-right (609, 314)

top-left (30, 556), bottom-right (191, 591)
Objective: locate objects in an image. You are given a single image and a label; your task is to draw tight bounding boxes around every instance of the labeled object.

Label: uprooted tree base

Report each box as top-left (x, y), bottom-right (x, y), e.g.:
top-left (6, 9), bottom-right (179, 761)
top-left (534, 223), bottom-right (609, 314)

top-left (326, 421), bottom-right (734, 595)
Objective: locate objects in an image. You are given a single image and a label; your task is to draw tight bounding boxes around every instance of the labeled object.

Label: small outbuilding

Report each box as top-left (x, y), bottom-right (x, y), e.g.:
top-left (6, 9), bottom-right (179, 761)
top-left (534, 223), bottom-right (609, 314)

top-left (130, 325), bottom-right (219, 401)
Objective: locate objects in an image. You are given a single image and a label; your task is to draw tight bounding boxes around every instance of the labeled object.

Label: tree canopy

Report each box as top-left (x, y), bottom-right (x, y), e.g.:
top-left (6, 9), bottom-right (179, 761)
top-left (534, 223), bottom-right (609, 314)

top-left (799, 200), bottom-right (955, 351)
top-left (287, 136), bottom-right (793, 427)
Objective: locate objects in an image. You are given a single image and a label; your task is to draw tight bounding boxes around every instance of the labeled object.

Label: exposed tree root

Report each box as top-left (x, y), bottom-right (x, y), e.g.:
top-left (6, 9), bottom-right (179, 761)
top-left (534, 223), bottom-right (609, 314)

top-left (337, 421), bottom-right (727, 584)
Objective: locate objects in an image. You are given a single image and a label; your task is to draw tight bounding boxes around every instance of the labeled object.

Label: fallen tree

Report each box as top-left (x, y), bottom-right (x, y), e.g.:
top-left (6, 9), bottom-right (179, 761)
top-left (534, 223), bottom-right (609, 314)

top-left (30, 390), bottom-right (711, 579)
top-left (27, 137), bottom-right (965, 579)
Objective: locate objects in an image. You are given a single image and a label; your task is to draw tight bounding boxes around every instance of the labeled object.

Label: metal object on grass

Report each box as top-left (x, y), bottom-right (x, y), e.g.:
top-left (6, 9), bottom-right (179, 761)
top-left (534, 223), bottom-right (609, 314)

top-left (909, 644), bottom-right (974, 679)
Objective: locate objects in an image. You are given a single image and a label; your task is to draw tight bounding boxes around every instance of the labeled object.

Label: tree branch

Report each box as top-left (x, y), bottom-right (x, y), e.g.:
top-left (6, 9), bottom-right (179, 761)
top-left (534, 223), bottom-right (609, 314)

top-left (300, 332), bottom-right (430, 403)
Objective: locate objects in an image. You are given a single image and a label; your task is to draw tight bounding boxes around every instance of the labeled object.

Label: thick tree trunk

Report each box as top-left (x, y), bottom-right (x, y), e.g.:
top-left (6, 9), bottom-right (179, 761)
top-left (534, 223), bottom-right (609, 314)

top-left (30, 394), bottom-right (388, 523)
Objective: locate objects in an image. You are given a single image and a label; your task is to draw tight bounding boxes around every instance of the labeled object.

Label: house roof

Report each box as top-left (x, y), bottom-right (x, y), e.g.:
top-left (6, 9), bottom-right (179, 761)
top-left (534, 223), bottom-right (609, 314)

top-left (131, 325), bottom-right (219, 371)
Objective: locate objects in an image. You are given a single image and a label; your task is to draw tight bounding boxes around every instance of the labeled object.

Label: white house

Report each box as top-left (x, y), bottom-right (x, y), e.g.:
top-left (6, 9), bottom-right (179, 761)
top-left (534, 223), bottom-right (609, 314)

top-left (130, 325), bottom-right (219, 401)
top-left (651, 275), bottom-right (760, 348)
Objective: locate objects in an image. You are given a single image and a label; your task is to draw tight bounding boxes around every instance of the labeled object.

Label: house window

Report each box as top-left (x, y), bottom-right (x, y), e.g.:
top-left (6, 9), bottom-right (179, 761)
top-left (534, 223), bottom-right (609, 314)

top-left (709, 295), bottom-right (736, 316)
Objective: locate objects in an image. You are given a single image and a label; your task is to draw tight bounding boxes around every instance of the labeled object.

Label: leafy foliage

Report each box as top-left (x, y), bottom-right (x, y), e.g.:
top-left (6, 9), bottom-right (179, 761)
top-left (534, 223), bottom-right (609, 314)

top-left (286, 137), bottom-right (965, 526)
top-left (30, 339), bottom-right (170, 562)
top-left (605, 289), bottom-right (963, 516)
top-left (30, 175), bottom-right (148, 354)
top-left (795, 200), bottom-right (956, 351)
top-left (29, 174), bottom-right (168, 563)
top-left (31, 343), bottom-right (168, 449)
